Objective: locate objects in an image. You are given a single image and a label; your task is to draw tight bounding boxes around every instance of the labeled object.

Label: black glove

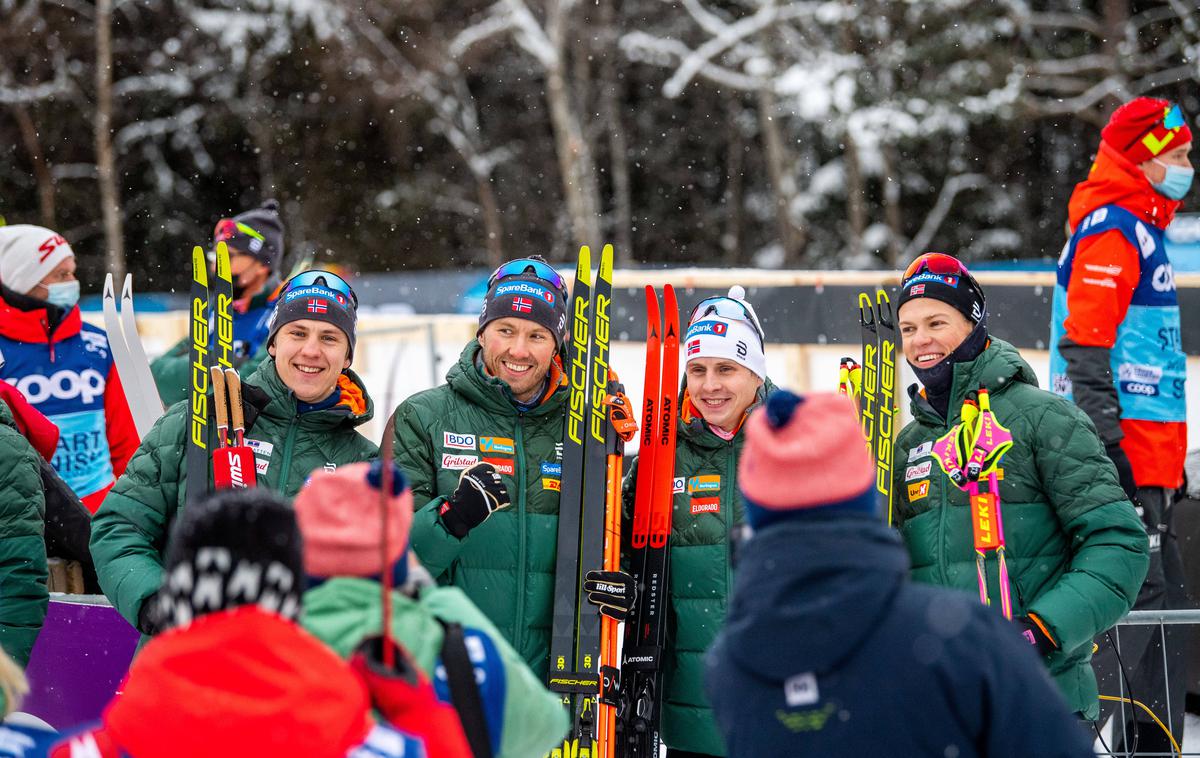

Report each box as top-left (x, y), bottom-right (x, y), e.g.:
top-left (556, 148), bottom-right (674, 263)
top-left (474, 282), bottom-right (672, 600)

top-left (1015, 615), bottom-right (1056, 658)
top-left (137, 598), bottom-right (161, 636)
top-left (439, 462), bottom-right (510, 539)
top-left (1105, 442), bottom-right (1137, 502)
top-left (583, 570), bottom-right (637, 621)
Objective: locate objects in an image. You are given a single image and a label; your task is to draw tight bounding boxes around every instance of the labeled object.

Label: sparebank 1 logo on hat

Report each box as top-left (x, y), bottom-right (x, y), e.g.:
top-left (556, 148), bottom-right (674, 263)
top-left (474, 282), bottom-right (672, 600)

top-left (285, 285), bottom-right (348, 308)
top-left (905, 272), bottom-right (958, 288)
top-left (495, 281), bottom-right (555, 304)
top-left (687, 320), bottom-right (728, 339)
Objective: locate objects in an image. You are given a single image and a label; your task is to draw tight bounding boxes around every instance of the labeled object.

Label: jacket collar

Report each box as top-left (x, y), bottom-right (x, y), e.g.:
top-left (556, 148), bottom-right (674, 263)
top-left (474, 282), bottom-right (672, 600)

top-left (1068, 140), bottom-right (1182, 232)
top-left (907, 337), bottom-right (1037, 427)
top-left (447, 341), bottom-right (567, 418)
top-left (0, 293), bottom-right (81, 344)
top-left (245, 359), bottom-right (374, 431)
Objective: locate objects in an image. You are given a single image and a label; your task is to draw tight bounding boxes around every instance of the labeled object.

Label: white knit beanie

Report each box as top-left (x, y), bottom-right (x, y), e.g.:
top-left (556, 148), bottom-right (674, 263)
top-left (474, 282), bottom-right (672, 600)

top-left (0, 225), bottom-right (74, 294)
top-left (684, 286), bottom-right (767, 379)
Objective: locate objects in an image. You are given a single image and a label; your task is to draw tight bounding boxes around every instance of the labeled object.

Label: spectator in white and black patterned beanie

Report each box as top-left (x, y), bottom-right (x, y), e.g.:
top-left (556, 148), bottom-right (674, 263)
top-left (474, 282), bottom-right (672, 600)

top-left (151, 488), bottom-right (304, 634)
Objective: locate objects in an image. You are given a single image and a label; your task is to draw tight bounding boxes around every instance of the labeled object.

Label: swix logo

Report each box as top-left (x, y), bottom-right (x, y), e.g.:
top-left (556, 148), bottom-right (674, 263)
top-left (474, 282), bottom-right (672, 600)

top-left (444, 432), bottom-right (476, 450)
top-left (37, 234), bottom-right (68, 263)
top-left (228, 454), bottom-right (247, 488)
top-left (17, 368), bottom-right (105, 405)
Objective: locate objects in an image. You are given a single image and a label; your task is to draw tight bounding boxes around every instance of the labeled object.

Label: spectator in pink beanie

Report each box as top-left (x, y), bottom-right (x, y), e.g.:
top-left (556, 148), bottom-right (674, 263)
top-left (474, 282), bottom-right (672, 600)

top-left (297, 459), bottom-right (567, 758)
top-left (704, 390), bottom-right (1095, 758)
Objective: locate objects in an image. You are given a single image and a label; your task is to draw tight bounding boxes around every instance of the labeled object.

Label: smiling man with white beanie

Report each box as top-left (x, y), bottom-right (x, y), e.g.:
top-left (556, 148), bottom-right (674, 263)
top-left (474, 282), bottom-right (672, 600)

top-left (0, 224), bottom-right (138, 512)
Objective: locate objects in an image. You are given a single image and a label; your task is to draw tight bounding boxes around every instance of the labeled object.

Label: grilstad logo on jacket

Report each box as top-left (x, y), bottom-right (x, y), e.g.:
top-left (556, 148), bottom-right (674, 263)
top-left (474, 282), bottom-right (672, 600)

top-left (441, 453), bottom-right (479, 470)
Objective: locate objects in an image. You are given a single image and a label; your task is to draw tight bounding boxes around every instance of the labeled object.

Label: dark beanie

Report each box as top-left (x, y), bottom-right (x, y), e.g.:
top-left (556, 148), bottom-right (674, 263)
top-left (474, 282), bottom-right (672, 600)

top-left (896, 254), bottom-right (987, 327)
top-left (478, 273), bottom-right (569, 348)
top-left (266, 273), bottom-right (358, 361)
top-left (214, 199), bottom-right (285, 272)
top-left (154, 489), bottom-right (304, 631)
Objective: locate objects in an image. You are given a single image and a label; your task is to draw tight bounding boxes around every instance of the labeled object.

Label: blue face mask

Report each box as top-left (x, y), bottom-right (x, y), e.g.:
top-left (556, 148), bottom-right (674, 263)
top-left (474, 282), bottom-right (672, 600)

top-left (44, 280), bottom-right (80, 310)
top-left (1152, 160), bottom-right (1194, 200)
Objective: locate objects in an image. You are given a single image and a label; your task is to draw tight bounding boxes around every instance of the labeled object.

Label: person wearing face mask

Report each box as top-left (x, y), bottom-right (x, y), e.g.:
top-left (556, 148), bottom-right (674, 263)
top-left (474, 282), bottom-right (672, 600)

top-left (90, 271), bottom-right (378, 639)
top-left (584, 287), bottom-right (772, 758)
top-left (892, 252), bottom-right (1149, 723)
top-left (1048, 98), bottom-right (1193, 751)
top-left (151, 200), bottom-right (286, 407)
top-left (0, 224), bottom-right (138, 513)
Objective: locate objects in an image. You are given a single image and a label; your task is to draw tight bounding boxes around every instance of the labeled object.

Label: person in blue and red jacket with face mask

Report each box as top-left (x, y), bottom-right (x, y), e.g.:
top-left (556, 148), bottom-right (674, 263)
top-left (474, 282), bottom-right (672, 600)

top-left (1049, 97), bottom-right (1193, 752)
top-left (0, 225), bottom-right (137, 514)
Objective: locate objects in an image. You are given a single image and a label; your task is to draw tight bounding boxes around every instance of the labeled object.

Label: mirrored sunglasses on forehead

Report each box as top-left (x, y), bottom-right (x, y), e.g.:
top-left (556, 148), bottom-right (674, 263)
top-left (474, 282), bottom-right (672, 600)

top-left (487, 257), bottom-right (568, 296)
top-left (902, 253), bottom-right (975, 284)
top-left (284, 269), bottom-right (358, 309)
top-left (688, 295), bottom-right (765, 347)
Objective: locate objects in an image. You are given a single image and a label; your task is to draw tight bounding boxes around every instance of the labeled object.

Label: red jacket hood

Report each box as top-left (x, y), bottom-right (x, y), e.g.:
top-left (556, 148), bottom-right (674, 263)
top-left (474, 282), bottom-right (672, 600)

top-left (105, 607), bottom-right (372, 758)
top-left (0, 298), bottom-right (82, 344)
top-left (1068, 141), bottom-right (1182, 232)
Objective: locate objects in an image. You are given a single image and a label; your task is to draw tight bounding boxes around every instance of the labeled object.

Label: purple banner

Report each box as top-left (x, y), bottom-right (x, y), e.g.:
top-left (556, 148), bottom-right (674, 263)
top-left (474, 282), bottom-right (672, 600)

top-left (21, 595), bottom-right (139, 729)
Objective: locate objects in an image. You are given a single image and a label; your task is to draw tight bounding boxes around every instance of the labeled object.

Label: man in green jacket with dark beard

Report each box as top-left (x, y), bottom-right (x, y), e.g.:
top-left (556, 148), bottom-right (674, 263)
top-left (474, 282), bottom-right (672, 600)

top-left (891, 252), bottom-right (1149, 721)
top-left (91, 271), bottom-right (378, 636)
top-left (391, 257), bottom-right (570, 674)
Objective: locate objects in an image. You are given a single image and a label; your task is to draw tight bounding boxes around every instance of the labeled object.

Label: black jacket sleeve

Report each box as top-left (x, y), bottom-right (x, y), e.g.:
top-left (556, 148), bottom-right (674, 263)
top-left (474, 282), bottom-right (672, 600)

top-left (1058, 338), bottom-right (1123, 444)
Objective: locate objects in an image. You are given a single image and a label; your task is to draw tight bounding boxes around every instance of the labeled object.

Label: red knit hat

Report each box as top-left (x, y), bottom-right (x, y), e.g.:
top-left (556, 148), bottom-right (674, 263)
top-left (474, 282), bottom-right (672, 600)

top-left (293, 461), bottom-right (413, 578)
top-left (739, 391), bottom-right (875, 516)
top-left (1101, 97), bottom-right (1192, 165)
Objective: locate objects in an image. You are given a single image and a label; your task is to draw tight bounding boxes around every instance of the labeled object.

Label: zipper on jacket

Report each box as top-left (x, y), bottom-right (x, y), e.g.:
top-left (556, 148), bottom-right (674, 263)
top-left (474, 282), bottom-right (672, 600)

top-left (724, 440), bottom-right (736, 599)
top-left (277, 414), bottom-right (300, 487)
top-left (513, 414), bottom-right (527, 654)
top-left (935, 423), bottom-right (952, 589)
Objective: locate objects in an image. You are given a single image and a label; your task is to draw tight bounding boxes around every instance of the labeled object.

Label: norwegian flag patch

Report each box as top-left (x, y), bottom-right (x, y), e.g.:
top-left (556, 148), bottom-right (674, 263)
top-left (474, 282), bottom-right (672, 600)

top-left (512, 296), bottom-right (533, 313)
top-left (910, 284), bottom-right (925, 295)
top-left (687, 339), bottom-right (701, 356)
top-left (307, 299), bottom-right (328, 314)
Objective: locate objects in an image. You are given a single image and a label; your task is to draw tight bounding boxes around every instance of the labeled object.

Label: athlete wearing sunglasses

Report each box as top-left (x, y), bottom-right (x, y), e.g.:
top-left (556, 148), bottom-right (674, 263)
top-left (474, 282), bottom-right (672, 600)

top-left (1049, 97), bottom-right (1192, 747)
top-left (390, 256), bottom-right (575, 687)
top-left (151, 201), bottom-right (288, 407)
top-left (92, 270), bottom-right (377, 642)
top-left (893, 252), bottom-right (1149, 723)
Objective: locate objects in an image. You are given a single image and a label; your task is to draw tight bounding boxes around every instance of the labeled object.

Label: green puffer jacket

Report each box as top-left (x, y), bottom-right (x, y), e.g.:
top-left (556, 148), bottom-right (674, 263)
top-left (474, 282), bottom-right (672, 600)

top-left (892, 338), bottom-right (1149, 719)
top-left (394, 342), bottom-right (567, 677)
top-left (620, 381), bottom-right (772, 757)
top-left (302, 576), bottom-right (568, 758)
top-left (91, 359), bottom-right (377, 629)
top-left (0, 402), bottom-right (48, 667)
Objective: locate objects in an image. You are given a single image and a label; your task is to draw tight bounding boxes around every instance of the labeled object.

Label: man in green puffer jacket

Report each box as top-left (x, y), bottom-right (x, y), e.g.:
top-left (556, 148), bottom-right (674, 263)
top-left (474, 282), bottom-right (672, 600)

top-left (891, 253), bottom-right (1149, 720)
top-left (295, 461), bottom-right (568, 758)
top-left (586, 287), bottom-right (771, 758)
top-left (92, 271), bottom-right (378, 636)
top-left (392, 257), bottom-right (571, 676)
top-left (0, 393), bottom-right (48, 668)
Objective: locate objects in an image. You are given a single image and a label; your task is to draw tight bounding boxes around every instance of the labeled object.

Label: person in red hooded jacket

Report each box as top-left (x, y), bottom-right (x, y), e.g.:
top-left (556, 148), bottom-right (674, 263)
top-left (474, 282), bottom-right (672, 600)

top-left (48, 488), bottom-right (471, 758)
top-left (1048, 97), bottom-right (1192, 752)
top-left (0, 225), bottom-right (138, 513)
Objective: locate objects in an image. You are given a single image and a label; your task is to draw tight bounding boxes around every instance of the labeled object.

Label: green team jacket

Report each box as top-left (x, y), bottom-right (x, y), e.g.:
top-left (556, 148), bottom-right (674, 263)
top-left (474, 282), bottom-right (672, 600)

top-left (620, 380), bottom-right (773, 757)
top-left (90, 359), bottom-right (378, 629)
top-left (149, 287), bottom-right (275, 407)
top-left (0, 402), bottom-right (48, 668)
top-left (301, 576), bottom-right (568, 758)
top-left (393, 341), bottom-right (567, 678)
top-left (892, 338), bottom-right (1149, 719)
